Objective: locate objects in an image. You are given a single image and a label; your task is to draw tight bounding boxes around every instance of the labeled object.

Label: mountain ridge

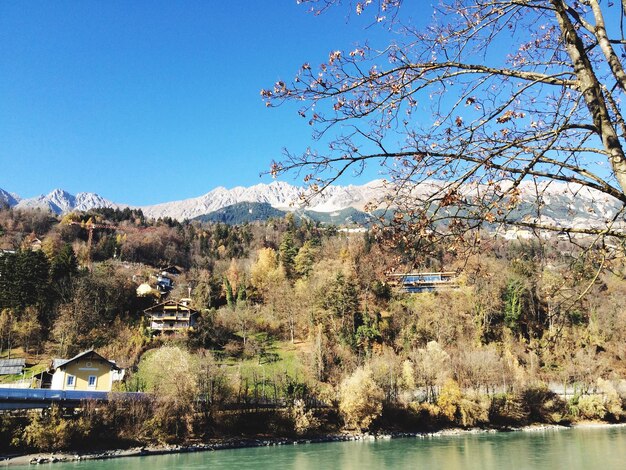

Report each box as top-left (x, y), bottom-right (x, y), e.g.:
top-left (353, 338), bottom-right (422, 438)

top-left (0, 180), bottom-right (623, 229)
top-left (0, 188), bottom-right (19, 208)
top-left (0, 181), bottom-right (388, 221)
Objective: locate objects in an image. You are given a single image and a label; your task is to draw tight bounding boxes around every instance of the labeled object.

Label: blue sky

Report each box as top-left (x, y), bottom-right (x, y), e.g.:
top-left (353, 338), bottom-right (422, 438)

top-left (0, 1), bottom-right (399, 205)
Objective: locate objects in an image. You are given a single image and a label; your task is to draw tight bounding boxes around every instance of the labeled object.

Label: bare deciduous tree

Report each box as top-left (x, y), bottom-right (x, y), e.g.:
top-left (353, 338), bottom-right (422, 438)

top-left (264, 0), bottom-right (626, 246)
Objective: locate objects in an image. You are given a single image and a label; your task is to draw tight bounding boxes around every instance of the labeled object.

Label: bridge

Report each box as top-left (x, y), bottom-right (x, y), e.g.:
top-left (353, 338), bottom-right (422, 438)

top-left (0, 388), bottom-right (146, 410)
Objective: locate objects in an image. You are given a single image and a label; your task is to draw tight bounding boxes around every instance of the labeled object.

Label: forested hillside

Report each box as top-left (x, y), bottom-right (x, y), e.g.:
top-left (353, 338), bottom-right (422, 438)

top-left (0, 206), bottom-right (625, 452)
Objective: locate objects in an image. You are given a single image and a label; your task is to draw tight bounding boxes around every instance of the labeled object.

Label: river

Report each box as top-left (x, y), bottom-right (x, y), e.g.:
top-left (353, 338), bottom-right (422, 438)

top-left (19, 425), bottom-right (626, 469)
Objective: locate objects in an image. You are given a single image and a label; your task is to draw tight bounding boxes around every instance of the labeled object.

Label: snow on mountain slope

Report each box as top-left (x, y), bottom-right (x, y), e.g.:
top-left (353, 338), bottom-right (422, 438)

top-left (139, 180), bottom-right (388, 220)
top-left (13, 189), bottom-right (119, 214)
top-left (73, 192), bottom-right (120, 212)
top-left (16, 189), bottom-right (77, 213)
top-left (2, 179), bottom-right (624, 229)
top-left (0, 188), bottom-right (19, 208)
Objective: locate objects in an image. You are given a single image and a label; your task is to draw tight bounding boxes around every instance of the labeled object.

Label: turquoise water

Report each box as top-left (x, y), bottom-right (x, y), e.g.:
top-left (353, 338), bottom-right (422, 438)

top-left (28, 426), bottom-right (626, 469)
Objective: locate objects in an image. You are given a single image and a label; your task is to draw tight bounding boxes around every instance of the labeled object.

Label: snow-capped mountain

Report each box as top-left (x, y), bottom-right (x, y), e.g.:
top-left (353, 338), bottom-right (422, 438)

top-left (138, 180), bottom-right (386, 221)
top-left (0, 188), bottom-right (19, 208)
top-left (0, 181), bottom-right (385, 219)
top-left (11, 189), bottom-right (119, 214)
top-left (0, 179), bottom-right (624, 229)
top-left (511, 180), bottom-right (623, 229)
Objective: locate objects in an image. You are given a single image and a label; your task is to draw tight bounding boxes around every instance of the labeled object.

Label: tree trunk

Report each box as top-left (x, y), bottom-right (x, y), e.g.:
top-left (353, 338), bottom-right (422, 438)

top-left (552, 0), bottom-right (626, 195)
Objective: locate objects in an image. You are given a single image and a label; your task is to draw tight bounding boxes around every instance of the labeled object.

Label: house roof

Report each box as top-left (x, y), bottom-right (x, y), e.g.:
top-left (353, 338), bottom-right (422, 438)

top-left (52, 349), bottom-right (120, 371)
top-left (144, 299), bottom-right (198, 314)
top-left (0, 358), bottom-right (26, 375)
top-left (0, 358), bottom-right (26, 367)
top-left (160, 265), bottom-right (182, 275)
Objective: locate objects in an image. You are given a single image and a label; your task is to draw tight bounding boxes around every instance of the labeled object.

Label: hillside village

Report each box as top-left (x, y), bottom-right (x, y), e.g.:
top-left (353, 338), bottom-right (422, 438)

top-left (0, 203), bottom-right (625, 453)
top-left (6, 0), bottom-right (626, 464)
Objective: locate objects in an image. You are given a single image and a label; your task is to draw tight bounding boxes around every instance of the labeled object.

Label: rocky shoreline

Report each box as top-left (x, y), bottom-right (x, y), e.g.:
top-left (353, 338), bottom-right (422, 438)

top-left (1, 422), bottom-right (624, 467)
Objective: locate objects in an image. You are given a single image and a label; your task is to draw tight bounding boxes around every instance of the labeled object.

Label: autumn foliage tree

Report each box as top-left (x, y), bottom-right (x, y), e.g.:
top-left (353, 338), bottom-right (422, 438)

top-left (339, 365), bottom-right (384, 430)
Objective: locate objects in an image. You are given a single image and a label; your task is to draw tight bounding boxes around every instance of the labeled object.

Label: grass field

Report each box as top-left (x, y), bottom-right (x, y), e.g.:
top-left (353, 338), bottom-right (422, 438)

top-left (0, 347), bottom-right (49, 385)
top-left (132, 337), bottom-right (314, 400)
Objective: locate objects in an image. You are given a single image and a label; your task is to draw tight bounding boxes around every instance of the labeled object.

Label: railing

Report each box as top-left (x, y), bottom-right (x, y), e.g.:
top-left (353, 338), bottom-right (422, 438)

top-left (0, 388), bottom-right (147, 410)
top-left (150, 323), bottom-right (192, 330)
top-left (148, 314), bottom-right (192, 319)
top-left (0, 388), bottom-right (109, 401)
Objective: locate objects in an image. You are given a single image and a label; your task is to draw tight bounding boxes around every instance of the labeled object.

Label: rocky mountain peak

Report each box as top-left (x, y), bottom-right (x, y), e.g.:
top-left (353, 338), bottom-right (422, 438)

top-left (0, 179), bottom-right (623, 229)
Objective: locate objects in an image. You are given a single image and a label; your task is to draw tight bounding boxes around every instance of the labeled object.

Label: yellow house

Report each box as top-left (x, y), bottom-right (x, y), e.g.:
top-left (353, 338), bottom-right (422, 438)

top-left (50, 349), bottom-right (121, 392)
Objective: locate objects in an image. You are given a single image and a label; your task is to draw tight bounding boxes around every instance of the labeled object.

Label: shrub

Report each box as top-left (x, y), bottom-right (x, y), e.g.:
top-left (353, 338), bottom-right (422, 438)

top-left (597, 378), bottom-right (625, 422)
top-left (0, 414), bottom-right (25, 452)
top-left (22, 406), bottom-right (77, 451)
top-left (435, 380), bottom-right (489, 427)
top-left (409, 401), bottom-right (442, 425)
top-left (99, 395), bottom-right (156, 444)
top-left (458, 394), bottom-right (490, 427)
top-left (576, 395), bottom-right (606, 420)
top-left (290, 399), bottom-right (322, 436)
top-left (437, 379), bottom-right (462, 423)
top-left (521, 386), bottom-right (568, 424)
top-left (339, 366), bottom-right (384, 431)
top-left (489, 393), bottom-right (529, 426)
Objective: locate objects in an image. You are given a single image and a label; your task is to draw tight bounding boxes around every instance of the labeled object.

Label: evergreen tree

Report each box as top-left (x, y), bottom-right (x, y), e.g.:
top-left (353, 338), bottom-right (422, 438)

top-left (224, 277), bottom-right (234, 309)
top-left (319, 273), bottom-right (360, 343)
top-left (0, 250), bottom-right (51, 314)
top-left (294, 241), bottom-right (317, 278)
top-left (50, 244), bottom-right (78, 283)
top-left (279, 232), bottom-right (298, 279)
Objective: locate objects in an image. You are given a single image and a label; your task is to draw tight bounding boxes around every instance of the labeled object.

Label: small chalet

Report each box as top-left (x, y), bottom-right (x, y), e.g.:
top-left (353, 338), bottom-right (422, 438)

top-left (50, 349), bottom-right (121, 392)
top-left (156, 274), bottom-right (174, 294)
top-left (144, 298), bottom-right (198, 333)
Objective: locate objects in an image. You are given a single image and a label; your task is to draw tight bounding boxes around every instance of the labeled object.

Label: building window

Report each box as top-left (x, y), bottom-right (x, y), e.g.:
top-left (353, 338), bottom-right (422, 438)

top-left (66, 375), bottom-right (75, 387)
top-left (88, 375), bottom-right (97, 387)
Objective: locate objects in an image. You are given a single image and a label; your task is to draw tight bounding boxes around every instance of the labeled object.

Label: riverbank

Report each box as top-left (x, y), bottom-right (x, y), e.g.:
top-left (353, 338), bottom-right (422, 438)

top-left (2, 421), bottom-right (624, 467)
